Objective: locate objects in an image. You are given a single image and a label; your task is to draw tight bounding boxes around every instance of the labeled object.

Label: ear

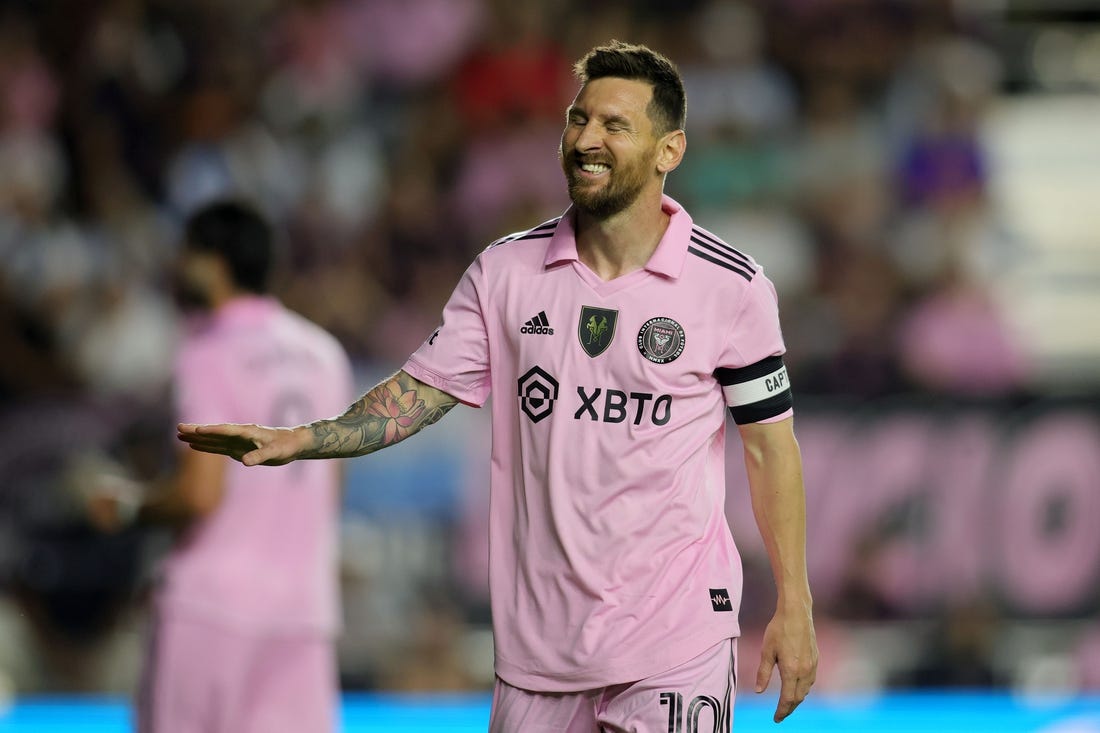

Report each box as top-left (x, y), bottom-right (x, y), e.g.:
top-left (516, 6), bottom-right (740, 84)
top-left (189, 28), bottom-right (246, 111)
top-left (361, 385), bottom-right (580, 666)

top-left (655, 129), bottom-right (686, 175)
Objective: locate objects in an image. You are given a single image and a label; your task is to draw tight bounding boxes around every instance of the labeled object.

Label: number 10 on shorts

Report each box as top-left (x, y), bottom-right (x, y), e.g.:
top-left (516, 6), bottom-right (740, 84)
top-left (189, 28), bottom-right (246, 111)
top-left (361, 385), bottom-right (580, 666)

top-left (659, 691), bottom-right (727, 733)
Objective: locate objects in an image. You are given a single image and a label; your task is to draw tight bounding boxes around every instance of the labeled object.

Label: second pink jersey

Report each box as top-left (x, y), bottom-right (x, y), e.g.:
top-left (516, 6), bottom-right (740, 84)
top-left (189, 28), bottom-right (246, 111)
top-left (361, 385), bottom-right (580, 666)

top-left (161, 296), bottom-right (354, 635)
top-left (404, 196), bottom-right (792, 691)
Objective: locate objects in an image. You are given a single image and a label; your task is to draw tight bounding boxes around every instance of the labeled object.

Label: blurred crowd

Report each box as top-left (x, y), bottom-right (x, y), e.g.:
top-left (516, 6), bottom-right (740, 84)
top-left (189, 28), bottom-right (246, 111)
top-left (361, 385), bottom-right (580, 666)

top-left (0, 0), bottom-right (1034, 405)
top-left (0, 0), bottom-right (1093, 700)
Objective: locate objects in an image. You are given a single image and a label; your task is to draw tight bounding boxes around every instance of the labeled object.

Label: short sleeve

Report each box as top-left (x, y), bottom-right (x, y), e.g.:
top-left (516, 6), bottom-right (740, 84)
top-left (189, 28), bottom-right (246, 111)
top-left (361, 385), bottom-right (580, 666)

top-left (402, 257), bottom-right (491, 407)
top-left (713, 272), bottom-right (793, 425)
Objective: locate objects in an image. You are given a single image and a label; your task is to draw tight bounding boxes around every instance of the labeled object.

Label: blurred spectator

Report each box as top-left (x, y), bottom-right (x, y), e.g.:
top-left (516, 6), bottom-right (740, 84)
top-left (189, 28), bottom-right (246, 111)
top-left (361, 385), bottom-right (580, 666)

top-left (0, 399), bottom-right (162, 693)
top-left (340, 0), bottom-right (486, 94)
top-left (897, 264), bottom-right (1029, 395)
top-left (792, 251), bottom-right (908, 397)
top-left (0, 13), bottom-right (59, 135)
top-left (891, 600), bottom-right (1009, 688)
top-left (674, 1), bottom-right (797, 208)
top-left (269, 0), bottom-right (363, 126)
top-left (684, 1), bottom-right (797, 139)
top-left (830, 529), bottom-right (903, 622)
top-left (449, 0), bottom-right (570, 132)
top-left (376, 587), bottom-right (479, 692)
top-left (166, 81), bottom-right (304, 217)
top-left (446, 2), bottom-right (572, 241)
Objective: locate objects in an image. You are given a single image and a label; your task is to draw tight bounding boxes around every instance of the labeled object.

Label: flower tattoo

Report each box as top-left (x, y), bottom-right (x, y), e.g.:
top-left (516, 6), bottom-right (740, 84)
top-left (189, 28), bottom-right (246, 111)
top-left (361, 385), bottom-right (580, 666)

top-left (367, 381), bottom-right (426, 443)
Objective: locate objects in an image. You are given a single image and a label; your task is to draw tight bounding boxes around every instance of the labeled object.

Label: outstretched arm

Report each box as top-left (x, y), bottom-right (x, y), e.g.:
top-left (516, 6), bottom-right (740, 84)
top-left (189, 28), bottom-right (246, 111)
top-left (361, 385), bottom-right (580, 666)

top-left (739, 417), bottom-right (818, 723)
top-left (177, 370), bottom-right (460, 466)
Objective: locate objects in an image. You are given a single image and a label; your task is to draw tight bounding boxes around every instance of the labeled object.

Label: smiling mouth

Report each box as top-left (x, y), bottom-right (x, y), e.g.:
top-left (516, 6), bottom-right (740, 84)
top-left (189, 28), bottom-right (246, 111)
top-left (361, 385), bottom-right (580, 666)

top-left (573, 158), bottom-right (612, 180)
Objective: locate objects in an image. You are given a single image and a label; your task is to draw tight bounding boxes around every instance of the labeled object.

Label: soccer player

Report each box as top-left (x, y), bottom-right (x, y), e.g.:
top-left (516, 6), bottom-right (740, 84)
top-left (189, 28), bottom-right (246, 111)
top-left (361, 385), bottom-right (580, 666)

top-left (179, 42), bottom-right (817, 730)
top-left (87, 200), bottom-right (353, 733)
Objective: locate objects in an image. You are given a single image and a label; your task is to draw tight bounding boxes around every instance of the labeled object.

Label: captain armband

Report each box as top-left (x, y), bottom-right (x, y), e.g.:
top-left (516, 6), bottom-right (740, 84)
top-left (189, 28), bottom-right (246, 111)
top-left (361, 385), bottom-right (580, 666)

top-left (714, 355), bottom-right (793, 425)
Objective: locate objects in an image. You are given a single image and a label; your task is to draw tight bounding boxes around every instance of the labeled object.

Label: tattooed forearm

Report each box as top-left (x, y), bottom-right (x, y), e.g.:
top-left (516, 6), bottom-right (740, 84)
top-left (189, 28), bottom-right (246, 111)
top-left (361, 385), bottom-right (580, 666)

top-left (299, 370), bottom-right (459, 459)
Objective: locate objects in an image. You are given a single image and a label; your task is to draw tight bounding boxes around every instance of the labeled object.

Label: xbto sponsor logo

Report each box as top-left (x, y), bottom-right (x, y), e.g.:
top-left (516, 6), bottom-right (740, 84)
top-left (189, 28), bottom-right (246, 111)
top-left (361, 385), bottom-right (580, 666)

top-left (573, 387), bottom-right (672, 425)
top-left (517, 367), bottom-right (673, 426)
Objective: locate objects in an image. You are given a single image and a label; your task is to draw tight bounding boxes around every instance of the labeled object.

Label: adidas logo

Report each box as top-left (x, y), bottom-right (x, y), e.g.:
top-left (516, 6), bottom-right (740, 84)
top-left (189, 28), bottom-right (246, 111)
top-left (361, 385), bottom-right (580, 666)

top-left (520, 311), bottom-right (554, 335)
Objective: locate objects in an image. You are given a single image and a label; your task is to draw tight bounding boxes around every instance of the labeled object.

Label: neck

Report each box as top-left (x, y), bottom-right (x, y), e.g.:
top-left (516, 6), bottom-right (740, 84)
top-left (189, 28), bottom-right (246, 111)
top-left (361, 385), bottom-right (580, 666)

top-left (575, 187), bottom-right (669, 281)
top-left (210, 287), bottom-right (253, 312)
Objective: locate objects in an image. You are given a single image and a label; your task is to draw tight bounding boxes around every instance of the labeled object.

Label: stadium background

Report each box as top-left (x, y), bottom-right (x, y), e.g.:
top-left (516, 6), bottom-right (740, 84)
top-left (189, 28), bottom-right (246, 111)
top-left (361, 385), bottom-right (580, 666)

top-left (0, 0), bottom-right (1098, 730)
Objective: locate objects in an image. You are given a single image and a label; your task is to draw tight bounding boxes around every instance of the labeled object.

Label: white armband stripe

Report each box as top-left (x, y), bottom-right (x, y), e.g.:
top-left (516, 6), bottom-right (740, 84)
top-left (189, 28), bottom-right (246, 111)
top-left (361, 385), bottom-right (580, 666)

top-left (721, 366), bottom-right (790, 407)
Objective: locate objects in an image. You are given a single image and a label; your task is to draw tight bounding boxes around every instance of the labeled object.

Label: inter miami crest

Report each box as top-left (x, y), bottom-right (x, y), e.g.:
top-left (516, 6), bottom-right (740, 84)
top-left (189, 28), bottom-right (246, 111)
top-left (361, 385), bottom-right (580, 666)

top-left (637, 316), bottom-right (685, 364)
top-left (578, 306), bottom-right (618, 357)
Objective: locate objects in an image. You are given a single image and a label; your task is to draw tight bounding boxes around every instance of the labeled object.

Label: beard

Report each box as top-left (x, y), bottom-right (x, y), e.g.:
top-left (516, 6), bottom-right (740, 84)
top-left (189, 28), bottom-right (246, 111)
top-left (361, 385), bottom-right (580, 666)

top-left (561, 147), bottom-right (654, 220)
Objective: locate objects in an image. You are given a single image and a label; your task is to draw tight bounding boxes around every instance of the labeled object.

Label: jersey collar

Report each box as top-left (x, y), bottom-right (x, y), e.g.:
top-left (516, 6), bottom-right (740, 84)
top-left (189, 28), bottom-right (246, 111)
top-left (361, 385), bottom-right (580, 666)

top-left (543, 194), bottom-right (693, 279)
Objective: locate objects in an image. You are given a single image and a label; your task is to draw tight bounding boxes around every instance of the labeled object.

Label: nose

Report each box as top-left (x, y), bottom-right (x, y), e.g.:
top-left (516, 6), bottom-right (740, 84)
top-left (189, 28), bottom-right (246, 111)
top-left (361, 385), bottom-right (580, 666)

top-left (573, 120), bottom-right (602, 153)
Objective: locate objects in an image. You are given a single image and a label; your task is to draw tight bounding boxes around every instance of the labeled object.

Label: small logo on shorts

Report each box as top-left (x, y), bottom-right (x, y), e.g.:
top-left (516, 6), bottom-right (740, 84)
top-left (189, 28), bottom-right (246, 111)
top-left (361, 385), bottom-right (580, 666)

top-left (710, 588), bottom-right (733, 612)
top-left (638, 317), bottom-right (685, 364)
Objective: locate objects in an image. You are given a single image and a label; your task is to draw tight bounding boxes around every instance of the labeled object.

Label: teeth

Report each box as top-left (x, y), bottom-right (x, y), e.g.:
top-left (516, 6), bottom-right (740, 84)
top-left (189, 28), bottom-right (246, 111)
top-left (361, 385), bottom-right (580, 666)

top-left (581, 163), bottom-right (609, 174)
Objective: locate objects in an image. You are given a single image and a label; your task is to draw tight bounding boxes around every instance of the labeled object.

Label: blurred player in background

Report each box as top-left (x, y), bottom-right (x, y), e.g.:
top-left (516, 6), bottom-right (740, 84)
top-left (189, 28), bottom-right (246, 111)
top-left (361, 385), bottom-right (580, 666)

top-left (86, 200), bottom-right (353, 733)
top-left (179, 42), bottom-right (816, 731)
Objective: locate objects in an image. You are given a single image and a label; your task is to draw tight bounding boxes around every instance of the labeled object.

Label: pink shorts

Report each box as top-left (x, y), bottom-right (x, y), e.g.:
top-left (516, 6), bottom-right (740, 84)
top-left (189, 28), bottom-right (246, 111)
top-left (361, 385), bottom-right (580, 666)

top-left (137, 613), bottom-right (337, 733)
top-left (490, 637), bottom-right (737, 733)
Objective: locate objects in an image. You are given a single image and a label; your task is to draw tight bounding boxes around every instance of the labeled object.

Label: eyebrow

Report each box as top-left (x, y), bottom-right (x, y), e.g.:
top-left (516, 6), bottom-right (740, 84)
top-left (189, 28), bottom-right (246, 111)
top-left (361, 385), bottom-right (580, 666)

top-left (566, 107), bottom-right (633, 128)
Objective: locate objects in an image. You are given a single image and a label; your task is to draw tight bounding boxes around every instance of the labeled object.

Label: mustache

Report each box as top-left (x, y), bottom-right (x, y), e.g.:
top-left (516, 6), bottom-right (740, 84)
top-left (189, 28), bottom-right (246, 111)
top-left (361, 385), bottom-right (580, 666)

top-left (562, 149), bottom-right (613, 167)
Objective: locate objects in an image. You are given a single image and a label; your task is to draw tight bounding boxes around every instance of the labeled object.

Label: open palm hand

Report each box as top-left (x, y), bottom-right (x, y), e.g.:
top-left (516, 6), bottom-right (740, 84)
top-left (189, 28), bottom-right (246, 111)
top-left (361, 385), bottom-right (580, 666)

top-left (177, 423), bottom-right (306, 466)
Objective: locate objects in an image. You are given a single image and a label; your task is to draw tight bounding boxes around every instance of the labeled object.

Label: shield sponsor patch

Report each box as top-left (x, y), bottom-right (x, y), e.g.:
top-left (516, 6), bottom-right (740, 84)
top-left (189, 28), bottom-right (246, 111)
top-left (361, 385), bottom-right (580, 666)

top-left (578, 306), bottom-right (618, 358)
top-left (517, 365), bottom-right (559, 423)
top-left (637, 316), bottom-right (685, 364)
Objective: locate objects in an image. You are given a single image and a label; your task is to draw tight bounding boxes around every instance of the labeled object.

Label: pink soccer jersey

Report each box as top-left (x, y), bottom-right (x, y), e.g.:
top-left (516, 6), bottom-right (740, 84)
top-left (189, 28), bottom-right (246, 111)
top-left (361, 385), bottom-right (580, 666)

top-left (161, 295), bottom-right (353, 635)
top-left (403, 195), bottom-right (793, 691)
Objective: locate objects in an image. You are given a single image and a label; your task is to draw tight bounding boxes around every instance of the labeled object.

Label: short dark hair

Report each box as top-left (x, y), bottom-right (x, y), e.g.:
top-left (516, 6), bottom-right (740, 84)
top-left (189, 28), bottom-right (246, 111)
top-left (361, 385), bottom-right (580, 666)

top-left (185, 200), bottom-right (273, 294)
top-left (572, 40), bottom-right (686, 135)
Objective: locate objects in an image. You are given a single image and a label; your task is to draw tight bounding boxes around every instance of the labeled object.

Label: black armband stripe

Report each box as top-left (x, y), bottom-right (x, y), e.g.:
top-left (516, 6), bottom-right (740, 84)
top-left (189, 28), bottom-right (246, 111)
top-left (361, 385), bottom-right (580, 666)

top-left (727, 392), bottom-right (793, 424)
top-left (715, 355), bottom-right (786, 385)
